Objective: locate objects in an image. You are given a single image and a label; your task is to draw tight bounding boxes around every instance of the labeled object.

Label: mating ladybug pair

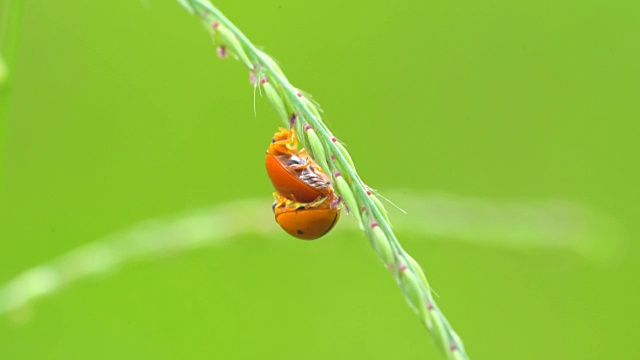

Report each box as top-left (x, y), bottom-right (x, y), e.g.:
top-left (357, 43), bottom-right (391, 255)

top-left (266, 128), bottom-right (341, 240)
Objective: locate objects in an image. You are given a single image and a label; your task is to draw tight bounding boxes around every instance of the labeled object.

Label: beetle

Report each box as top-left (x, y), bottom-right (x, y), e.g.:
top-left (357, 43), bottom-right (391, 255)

top-left (266, 128), bottom-right (333, 203)
top-left (272, 192), bottom-right (341, 240)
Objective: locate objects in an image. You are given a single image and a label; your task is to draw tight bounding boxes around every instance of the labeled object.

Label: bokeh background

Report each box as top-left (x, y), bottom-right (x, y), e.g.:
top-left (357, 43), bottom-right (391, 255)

top-left (1, 0), bottom-right (639, 359)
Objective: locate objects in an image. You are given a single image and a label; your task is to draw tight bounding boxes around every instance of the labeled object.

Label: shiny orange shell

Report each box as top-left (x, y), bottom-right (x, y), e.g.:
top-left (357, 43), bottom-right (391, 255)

top-left (266, 128), bottom-right (333, 203)
top-left (266, 153), bottom-right (332, 203)
top-left (273, 195), bottom-right (341, 240)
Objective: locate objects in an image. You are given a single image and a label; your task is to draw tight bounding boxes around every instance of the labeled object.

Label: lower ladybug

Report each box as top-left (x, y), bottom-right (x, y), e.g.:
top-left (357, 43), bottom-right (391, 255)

top-left (266, 128), bottom-right (333, 203)
top-left (272, 193), bottom-right (341, 240)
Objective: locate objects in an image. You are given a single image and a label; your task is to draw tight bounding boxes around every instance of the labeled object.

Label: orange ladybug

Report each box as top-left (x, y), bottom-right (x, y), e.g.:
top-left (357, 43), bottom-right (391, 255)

top-left (266, 128), bottom-right (333, 203)
top-left (272, 193), bottom-right (341, 240)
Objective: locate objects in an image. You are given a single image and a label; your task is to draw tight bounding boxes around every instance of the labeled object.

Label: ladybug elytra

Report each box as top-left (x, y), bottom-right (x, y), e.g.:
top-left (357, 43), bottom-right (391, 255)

top-left (266, 127), bottom-right (341, 240)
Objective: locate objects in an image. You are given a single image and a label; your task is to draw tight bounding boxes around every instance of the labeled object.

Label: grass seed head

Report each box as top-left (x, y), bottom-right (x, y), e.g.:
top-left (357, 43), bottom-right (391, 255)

top-left (370, 224), bottom-right (396, 270)
top-left (216, 45), bottom-right (227, 59)
top-left (179, 2), bottom-right (469, 357)
top-left (369, 194), bottom-right (391, 225)
top-left (299, 95), bottom-right (322, 120)
top-left (304, 127), bottom-right (330, 172)
top-left (334, 174), bottom-right (362, 227)
top-left (261, 80), bottom-right (289, 123)
top-left (334, 141), bottom-right (356, 171)
top-left (400, 270), bottom-right (429, 323)
top-left (257, 51), bottom-right (286, 80)
top-left (214, 25), bottom-right (253, 69)
top-left (405, 254), bottom-right (430, 290)
top-left (176, 0), bottom-right (196, 13)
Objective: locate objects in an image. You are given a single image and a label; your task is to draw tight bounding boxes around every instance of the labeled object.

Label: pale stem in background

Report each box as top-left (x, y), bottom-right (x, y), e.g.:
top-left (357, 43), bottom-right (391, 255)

top-left (0, 54), bottom-right (8, 86)
top-left (0, 0), bottom-right (26, 188)
top-left (0, 193), bottom-right (621, 348)
top-left (0, 0), bottom-right (25, 92)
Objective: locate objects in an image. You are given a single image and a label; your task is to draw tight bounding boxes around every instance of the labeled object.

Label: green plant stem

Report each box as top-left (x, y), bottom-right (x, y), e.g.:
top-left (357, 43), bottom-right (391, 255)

top-left (1, 193), bottom-right (618, 319)
top-left (0, 0), bottom-right (25, 67)
top-left (179, 1), bottom-right (468, 358)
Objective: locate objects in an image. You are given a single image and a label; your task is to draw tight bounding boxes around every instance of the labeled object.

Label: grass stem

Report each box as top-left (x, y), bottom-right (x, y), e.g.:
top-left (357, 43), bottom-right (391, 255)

top-left (178, 1), bottom-right (469, 358)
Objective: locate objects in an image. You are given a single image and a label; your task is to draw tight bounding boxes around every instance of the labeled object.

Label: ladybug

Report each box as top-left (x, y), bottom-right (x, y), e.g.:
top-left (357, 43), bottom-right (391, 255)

top-left (272, 193), bottom-right (341, 240)
top-left (266, 128), bottom-right (333, 203)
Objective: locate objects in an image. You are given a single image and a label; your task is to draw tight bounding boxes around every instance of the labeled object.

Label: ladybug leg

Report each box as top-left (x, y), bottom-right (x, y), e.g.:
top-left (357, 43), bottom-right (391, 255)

top-left (298, 150), bottom-right (327, 173)
top-left (270, 139), bottom-right (297, 156)
top-left (271, 138), bottom-right (294, 149)
top-left (298, 196), bottom-right (328, 208)
top-left (272, 192), bottom-right (293, 209)
top-left (269, 129), bottom-right (299, 155)
top-left (285, 154), bottom-right (313, 171)
top-left (287, 149), bottom-right (313, 171)
top-left (296, 149), bottom-right (327, 175)
top-left (288, 162), bottom-right (312, 171)
top-left (273, 128), bottom-right (297, 147)
top-left (297, 148), bottom-right (312, 161)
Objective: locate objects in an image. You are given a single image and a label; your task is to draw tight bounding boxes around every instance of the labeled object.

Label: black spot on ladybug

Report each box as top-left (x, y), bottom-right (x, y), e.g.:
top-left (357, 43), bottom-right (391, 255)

top-left (271, 138), bottom-right (275, 143)
top-left (297, 229), bottom-right (304, 234)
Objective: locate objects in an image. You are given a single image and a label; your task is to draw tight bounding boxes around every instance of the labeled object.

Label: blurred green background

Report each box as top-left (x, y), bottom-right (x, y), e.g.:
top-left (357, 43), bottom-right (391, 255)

top-left (1, 0), bottom-right (638, 358)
